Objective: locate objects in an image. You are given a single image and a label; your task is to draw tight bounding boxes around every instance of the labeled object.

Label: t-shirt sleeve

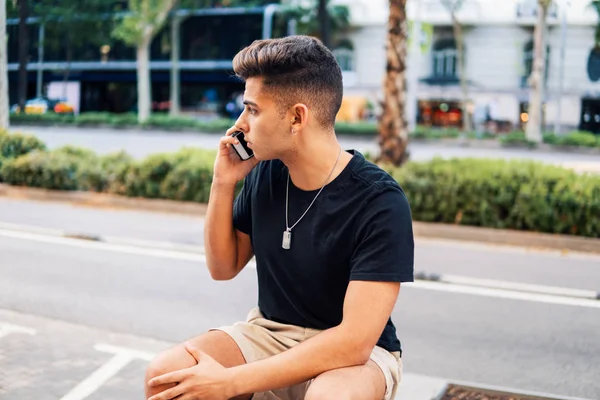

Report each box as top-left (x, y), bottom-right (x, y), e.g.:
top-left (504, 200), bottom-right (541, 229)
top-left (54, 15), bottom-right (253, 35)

top-left (349, 185), bottom-right (414, 282)
top-left (232, 173), bottom-right (253, 235)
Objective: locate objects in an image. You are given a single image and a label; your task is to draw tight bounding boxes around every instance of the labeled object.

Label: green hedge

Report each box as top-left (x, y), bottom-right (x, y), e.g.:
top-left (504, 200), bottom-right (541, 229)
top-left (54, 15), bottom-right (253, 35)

top-left (1, 131), bottom-right (599, 238)
top-left (0, 130), bottom-right (47, 174)
top-left (387, 158), bottom-right (600, 237)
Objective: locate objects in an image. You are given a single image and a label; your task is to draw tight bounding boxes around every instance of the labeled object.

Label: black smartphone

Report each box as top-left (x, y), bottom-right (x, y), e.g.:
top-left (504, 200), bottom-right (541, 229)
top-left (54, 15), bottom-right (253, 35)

top-left (231, 131), bottom-right (254, 161)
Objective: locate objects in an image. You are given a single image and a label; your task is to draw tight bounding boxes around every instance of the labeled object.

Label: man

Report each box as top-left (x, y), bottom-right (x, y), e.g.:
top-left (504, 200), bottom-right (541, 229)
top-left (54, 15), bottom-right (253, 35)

top-left (145, 35), bottom-right (414, 400)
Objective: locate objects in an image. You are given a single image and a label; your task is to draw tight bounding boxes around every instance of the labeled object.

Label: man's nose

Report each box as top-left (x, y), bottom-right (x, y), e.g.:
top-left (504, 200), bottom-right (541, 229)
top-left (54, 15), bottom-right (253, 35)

top-left (235, 110), bottom-right (250, 133)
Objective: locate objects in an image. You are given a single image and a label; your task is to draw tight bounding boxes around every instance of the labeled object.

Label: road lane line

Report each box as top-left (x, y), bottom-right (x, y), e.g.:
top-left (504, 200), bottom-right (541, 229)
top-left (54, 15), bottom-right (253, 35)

top-left (0, 322), bottom-right (36, 339)
top-left (95, 343), bottom-right (155, 361)
top-left (58, 343), bottom-right (155, 400)
top-left (416, 272), bottom-right (599, 300)
top-left (3, 227), bottom-right (599, 309)
top-left (0, 228), bottom-right (206, 262)
top-left (410, 281), bottom-right (600, 308)
top-left (59, 352), bottom-right (133, 400)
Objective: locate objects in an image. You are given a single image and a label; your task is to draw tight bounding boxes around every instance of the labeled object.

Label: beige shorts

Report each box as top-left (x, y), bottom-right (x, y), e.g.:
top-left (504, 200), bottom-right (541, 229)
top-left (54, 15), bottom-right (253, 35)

top-left (211, 307), bottom-right (403, 400)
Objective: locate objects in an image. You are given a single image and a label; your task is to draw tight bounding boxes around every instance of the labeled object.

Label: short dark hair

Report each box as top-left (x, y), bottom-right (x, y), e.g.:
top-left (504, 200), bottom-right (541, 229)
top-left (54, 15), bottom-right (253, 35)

top-left (232, 35), bottom-right (343, 129)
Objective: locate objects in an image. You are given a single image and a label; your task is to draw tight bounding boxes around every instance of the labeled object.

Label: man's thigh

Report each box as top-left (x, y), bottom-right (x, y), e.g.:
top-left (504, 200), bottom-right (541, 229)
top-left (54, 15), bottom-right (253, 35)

top-left (304, 359), bottom-right (387, 400)
top-left (145, 330), bottom-right (251, 400)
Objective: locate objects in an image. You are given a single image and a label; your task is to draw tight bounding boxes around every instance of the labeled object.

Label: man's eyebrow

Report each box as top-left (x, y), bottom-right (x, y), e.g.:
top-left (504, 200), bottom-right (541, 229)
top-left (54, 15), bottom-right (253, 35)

top-left (243, 100), bottom-right (259, 107)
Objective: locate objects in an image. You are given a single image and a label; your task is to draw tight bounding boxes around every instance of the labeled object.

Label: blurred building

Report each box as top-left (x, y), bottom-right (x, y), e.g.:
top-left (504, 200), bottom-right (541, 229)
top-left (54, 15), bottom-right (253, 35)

top-left (335, 0), bottom-right (600, 133)
top-left (6, 5), bottom-right (289, 115)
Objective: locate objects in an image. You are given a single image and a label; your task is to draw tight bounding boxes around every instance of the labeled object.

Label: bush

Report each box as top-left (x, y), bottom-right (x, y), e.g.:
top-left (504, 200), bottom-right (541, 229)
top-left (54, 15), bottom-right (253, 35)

top-left (0, 150), bottom-right (81, 190)
top-left (498, 131), bottom-right (537, 148)
top-left (2, 131), bottom-right (599, 238)
top-left (335, 121), bottom-right (377, 135)
top-left (391, 158), bottom-right (600, 237)
top-left (75, 112), bottom-right (115, 126)
top-left (0, 130), bottom-right (47, 176)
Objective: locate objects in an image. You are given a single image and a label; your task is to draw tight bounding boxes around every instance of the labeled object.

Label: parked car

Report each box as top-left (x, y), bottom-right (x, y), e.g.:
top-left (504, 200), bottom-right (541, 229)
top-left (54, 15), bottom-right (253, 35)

top-left (11, 97), bottom-right (75, 115)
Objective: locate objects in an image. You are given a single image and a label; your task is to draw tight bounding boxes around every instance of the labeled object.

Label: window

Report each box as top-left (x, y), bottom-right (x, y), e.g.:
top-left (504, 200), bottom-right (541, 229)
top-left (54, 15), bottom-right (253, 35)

top-left (333, 48), bottom-right (354, 72)
top-left (432, 38), bottom-right (458, 78)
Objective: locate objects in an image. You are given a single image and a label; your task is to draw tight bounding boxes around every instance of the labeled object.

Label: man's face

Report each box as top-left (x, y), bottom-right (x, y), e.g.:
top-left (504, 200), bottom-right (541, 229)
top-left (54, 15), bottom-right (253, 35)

top-left (234, 77), bottom-right (290, 161)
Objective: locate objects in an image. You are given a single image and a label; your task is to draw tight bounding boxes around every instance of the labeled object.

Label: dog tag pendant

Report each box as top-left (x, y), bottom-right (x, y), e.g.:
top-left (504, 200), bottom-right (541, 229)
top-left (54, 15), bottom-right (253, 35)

top-left (282, 229), bottom-right (292, 250)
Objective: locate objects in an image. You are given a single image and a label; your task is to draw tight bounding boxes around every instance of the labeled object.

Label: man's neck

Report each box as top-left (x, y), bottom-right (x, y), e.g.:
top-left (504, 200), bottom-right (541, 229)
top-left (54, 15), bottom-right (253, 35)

top-left (282, 134), bottom-right (353, 191)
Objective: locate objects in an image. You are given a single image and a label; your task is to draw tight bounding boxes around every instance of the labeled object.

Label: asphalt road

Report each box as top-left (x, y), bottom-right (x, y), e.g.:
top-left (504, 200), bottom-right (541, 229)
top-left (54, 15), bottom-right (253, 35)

top-left (11, 126), bottom-right (600, 170)
top-left (1, 199), bottom-right (600, 399)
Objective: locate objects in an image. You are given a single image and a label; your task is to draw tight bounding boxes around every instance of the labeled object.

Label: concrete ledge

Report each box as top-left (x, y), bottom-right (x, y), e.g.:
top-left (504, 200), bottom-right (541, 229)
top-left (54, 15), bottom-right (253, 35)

top-left (1, 183), bottom-right (599, 254)
top-left (0, 183), bottom-right (207, 216)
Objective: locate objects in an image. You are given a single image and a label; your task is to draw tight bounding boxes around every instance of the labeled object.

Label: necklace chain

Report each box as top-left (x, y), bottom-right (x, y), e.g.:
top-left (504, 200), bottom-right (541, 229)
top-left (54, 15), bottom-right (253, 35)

top-left (285, 146), bottom-right (343, 232)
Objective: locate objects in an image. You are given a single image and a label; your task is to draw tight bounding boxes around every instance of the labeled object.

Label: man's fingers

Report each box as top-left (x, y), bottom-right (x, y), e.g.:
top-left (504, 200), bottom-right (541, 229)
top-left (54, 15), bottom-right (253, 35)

top-left (219, 135), bottom-right (239, 149)
top-left (148, 370), bottom-right (187, 387)
top-left (147, 383), bottom-right (186, 400)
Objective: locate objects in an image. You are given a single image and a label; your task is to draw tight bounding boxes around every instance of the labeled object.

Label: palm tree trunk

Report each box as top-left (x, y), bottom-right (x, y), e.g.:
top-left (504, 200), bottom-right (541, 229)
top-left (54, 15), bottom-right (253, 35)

top-left (137, 38), bottom-right (152, 124)
top-left (18, 0), bottom-right (29, 110)
top-left (452, 13), bottom-right (471, 133)
top-left (0, 0), bottom-right (10, 129)
top-left (376, 0), bottom-right (409, 166)
top-left (526, 0), bottom-right (549, 143)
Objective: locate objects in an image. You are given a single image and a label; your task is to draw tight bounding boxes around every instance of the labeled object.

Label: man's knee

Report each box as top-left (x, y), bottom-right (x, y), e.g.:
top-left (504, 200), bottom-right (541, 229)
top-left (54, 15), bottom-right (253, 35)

top-left (145, 344), bottom-right (191, 381)
top-left (304, 379), bottom-right (361, 400)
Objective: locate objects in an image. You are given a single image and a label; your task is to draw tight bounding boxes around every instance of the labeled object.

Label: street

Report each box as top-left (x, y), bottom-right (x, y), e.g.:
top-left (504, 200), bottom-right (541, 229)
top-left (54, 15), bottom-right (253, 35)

top-left (12, 126), bottom-right (600, 172)
top-left (1, 198), bottom-right (599, 399)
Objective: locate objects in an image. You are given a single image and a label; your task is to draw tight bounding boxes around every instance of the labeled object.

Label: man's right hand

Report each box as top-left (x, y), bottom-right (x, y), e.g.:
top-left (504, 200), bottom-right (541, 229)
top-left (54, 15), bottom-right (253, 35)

top-left (213, 127), bottom-right (259, 186)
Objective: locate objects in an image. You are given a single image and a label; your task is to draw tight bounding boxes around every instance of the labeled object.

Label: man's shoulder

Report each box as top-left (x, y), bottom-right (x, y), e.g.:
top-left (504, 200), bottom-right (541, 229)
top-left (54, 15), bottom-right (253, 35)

top-left (349, 152), bottom-right (407, 200)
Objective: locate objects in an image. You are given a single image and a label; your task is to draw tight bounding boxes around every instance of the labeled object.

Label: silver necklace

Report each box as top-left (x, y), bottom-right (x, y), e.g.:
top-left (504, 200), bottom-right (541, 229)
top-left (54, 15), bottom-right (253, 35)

top-left (282, 146), bottom-right (343, 250)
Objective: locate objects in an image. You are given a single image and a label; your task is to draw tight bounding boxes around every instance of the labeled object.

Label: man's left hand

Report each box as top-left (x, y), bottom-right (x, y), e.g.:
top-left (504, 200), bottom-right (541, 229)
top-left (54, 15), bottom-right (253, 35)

top-left (147, 342), bottom-right (234, 400)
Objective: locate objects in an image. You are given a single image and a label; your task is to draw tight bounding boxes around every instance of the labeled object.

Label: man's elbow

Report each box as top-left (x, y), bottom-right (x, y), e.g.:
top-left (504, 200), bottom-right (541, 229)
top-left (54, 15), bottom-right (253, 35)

top-left (206, 262), bottom-right (238, 281)
top-left (342, 336), bottom-right (374, 366)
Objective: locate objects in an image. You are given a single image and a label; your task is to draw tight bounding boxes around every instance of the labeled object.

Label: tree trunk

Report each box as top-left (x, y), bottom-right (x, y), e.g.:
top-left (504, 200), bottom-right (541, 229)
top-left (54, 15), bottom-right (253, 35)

top-left (137, 39), bottom-right (152, 124)
top-left (318, 0), bottom-right (331, 48)
top-left (526, 0), bottom-right (549, 143)
top-left (169, 17), bottom-right (181, 117)
top-left (0, 0), bottom-right (10, 129)
top-left (376, 0), bottom-right (409, 167)
top-left (18, 0), bottom-right (29, 109)
top-left (452, 13), bottom-right (471, 133)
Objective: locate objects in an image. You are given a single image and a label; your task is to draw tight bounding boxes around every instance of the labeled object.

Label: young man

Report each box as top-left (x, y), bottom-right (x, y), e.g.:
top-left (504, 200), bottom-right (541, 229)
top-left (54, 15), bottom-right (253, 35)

top-left (145, 35), bottom-right (414, 400)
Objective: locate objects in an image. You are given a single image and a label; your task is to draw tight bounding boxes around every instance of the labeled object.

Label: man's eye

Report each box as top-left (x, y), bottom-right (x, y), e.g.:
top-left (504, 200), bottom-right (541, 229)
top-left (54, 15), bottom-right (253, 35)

top-left (248, 108), bottom-right (257, 115)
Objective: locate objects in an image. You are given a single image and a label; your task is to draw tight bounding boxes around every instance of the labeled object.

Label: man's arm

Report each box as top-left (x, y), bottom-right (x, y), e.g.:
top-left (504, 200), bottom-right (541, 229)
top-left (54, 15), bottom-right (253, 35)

top-left (227, 280), bottom-right (401, 397)
top-left (204, 181), bottom-right (254, 281)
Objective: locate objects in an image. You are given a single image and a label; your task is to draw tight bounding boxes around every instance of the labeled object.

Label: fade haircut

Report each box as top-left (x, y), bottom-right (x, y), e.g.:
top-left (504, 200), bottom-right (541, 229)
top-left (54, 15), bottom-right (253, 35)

top-left (232, 35), bottom-right (343, 129)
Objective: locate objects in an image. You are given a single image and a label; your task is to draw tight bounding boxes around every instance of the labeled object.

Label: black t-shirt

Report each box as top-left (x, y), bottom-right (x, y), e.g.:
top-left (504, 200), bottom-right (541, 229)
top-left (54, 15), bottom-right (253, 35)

top-left (233, 150), bottom-right (414, 353)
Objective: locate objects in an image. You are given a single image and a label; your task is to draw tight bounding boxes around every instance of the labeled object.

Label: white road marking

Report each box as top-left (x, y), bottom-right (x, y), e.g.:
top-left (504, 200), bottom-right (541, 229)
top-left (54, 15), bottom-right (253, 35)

top-left (95, 343), bottom-right (155, 361)
top-left (410, 281), bottom-right (600, 309)
top-left (0, 228), bottom-right (206, 263)
top-left (2, 227), bottom-right (598, 309)
top-left (59, 344), bottom-right (156, 400)
top-left (0, 322), bottom-right (36, 339)
top-left (423, 273), bottom-right (599, 300)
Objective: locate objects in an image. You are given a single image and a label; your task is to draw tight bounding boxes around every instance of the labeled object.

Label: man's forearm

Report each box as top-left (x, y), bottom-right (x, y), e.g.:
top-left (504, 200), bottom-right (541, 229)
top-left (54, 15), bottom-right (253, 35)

top-left (226, 325), bottom-right (369, 397)
top-left (204, 180), bottom-right (238, 279)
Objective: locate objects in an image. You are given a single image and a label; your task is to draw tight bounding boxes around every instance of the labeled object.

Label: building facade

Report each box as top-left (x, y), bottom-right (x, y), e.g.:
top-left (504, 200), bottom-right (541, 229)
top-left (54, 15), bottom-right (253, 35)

top-left (336, 0), bottom-right (600, 133)
top-left (7, 5), bottom-right (289, 115)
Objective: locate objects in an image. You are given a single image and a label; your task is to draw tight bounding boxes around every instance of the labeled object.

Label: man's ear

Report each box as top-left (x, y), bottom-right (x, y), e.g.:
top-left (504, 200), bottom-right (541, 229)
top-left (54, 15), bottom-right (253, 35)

top-left (289, 103), bottom-right (309, 134)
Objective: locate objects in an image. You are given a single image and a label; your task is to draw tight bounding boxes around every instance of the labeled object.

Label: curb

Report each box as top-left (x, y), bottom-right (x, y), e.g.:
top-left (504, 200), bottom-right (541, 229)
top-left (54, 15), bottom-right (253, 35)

top-left (1, 183), bottom-right (599, 255)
